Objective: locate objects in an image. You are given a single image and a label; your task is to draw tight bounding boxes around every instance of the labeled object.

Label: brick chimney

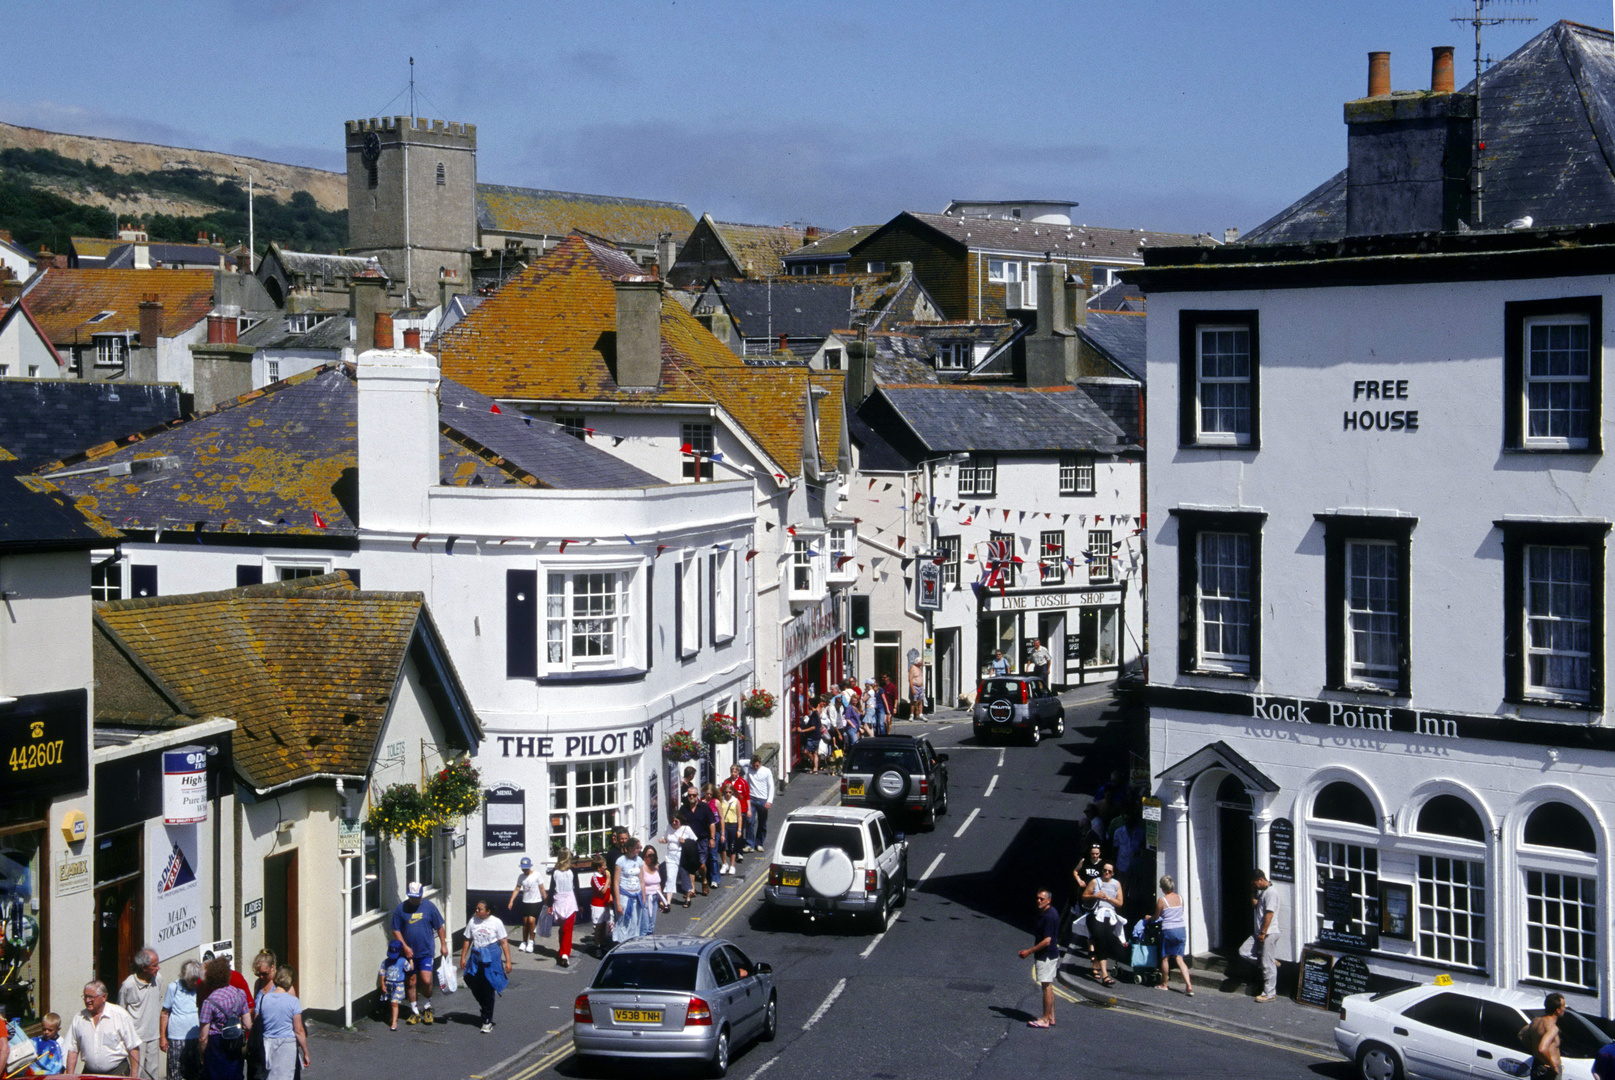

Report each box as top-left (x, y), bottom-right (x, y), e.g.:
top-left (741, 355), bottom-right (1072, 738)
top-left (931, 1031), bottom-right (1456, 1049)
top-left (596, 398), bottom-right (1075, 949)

top-left (0, 276), bottom-right (21, 308)
top-left (205, 313), bottom-right (238, 344)
top-left (350, 269), bottom-right (387, 352)
top-left (1024, 261), bottom-right (1077, 387)
top-left (613, 279), bottom-right (663, 388)
top-left (403, 327), bottom-right (421, 350)
top-left (1345, 47), bottom-right (1474, 236)
top-left (139, 294), bottom-right (164, 346)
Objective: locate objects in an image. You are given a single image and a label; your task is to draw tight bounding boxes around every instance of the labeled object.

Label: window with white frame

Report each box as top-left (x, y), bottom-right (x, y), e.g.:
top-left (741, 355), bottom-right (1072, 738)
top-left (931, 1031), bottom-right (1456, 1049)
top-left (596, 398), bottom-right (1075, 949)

top-left (406, 831), bottom-right (436, 890)
top-left (1198, 532), bottom-right (1252, 672)
top-left (1525, 870), bottom-right (1597, 990)
top-left (1346, 540), bottom-right (1400, 688)
top-left (987, 259), bottom-right (1021, 284)
top-left (1526, 545), bottom-right (1593, 702)
top-left (828, 525), bottom-right (855, 577)
top-left (546, 570), bottom-right (631, 670)
top-left (557, 415), bottom-right (588, 441)
top-left (679, 554), bottom-right (700, 656)
top-left (957, 455), bottom-right (996, 497)
top-left (823, 348), bottom-right (843, 370)
top-left (91, 559), bottom-right (123, 603)
top-left (1314, 840), bottom-right (1380, 940)
top-left (94, 334), bottom-right (129, 367)
top-left (549, 761), bottom-right (627, 858)
top-left (988, 530), bottom-right (1016, 588)
top-left (936, 342), bottom-right (967, 371)
top-left (681, 421), bottom-right (714, 480)
top-left (939, 536), bottom-right (960, 588)
top-left (1523, 315), bottom-right (1592, 448)
top-left (1417, 855), bottom-right (1486, 967)
top-left (1087, 530), bottom-right (1113, 583)
top-left (1059, 456), bottom-right (1094, 495)
top-left (712, 548), bottom-right (736, 642)
top-left (792, 538), bottom-right (816, 595)
top-left (265, 359), bottom-right (281, 383)
top-left (276, 565), bottom-right (325, 581)
top-left (1040, 531), bottom-right (1065, 585)
top-left (1196, 326), bottom-right (1251, 443)
top-left (350, 828), bottom-right (381, 918)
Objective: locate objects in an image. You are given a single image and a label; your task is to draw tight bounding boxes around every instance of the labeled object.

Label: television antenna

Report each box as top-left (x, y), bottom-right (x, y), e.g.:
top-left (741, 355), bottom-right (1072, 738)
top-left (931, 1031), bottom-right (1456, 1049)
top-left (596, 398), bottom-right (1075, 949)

top-left (1451, 0), bottom-right (1536, 225)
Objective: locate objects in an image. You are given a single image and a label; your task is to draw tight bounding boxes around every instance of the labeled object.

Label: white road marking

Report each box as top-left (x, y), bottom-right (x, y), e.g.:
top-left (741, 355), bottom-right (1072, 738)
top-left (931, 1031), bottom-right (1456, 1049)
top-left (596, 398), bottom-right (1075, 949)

top-left (802, 978), bottom-right (846, 1031)
top-left (920, 852), bottom-right (946, 881)
top-left (860, 911), bottom-right (897, 958)
top-left (984, 774), bottom-right (998, 798)
top-left (997, 747), bottom-right (1006, 768)
top-left (743, 1056), bottom-right (780, 1080)
top-left (953, 807), bottom-right (981, 838)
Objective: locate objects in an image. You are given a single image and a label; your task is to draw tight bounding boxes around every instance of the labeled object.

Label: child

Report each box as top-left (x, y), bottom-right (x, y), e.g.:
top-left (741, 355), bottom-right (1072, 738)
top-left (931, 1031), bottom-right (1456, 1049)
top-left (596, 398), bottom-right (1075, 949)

top-left (589, 853), bottom-right (613, 957)
top-left (31, 1013), bottom-right (64, 1075)
top-left (377, 941), bottom-right (408, 1030)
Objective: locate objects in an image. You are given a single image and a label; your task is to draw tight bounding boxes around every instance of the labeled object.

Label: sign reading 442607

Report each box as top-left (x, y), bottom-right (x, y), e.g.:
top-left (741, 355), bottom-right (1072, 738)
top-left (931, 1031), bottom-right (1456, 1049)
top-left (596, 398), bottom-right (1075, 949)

top-left (2, 689), bottom-right (89, 801)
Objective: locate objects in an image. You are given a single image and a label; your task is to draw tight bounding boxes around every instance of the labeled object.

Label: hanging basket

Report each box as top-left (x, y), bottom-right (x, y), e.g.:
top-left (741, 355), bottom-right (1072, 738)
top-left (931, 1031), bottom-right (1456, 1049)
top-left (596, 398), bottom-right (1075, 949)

top-left (662, 729), bottom-right (703, 762)
top-left (365, 783), bottom-right (439, 839)
top-left (741, 689), bottom-right (776, 718)
top-left (425, 757), bottom-right (482, 820)
top-left (702, 712), bottom-right (741, 744)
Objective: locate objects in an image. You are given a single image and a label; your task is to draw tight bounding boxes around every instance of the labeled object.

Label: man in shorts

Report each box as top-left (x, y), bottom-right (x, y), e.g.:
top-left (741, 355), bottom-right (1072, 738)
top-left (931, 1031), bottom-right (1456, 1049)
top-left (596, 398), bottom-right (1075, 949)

top-left (390, 882), bottom-right (447, 1024)
top-left (1017, 889), bottom-right (1060, 1029)
top-left (1521, 993), bottom-right (1567, 1080)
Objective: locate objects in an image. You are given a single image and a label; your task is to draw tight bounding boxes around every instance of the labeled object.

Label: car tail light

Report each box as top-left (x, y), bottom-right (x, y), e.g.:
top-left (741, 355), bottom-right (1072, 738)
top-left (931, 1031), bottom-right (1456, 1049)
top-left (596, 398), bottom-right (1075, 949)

top-left (918, 778), bottom-right (929, 798)
top-left (685, 996), bottom-right (713, 1026)
top-left (840, 777), bottom-right (848, 796)
top-left (865, 869), bottom-right (878, 892)
top-left (1020, 682), bottom-right (1029, 703)
top-left (769, 863), bottom-right (783, 887)
top-left (574, 994), bottom-right (592, 1023)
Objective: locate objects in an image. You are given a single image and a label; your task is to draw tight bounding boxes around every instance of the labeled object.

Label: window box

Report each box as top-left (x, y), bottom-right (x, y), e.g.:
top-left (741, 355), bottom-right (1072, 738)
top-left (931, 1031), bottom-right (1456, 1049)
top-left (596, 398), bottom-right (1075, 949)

top-left (1179, 310), bottom-right (1258, 448)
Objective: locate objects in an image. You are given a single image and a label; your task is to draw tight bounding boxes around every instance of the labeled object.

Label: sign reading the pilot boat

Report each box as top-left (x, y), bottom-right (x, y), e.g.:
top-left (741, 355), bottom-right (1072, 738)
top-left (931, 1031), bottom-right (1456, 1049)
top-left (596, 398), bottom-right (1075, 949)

top-left (495, 724), bottom-right (655, 762)
top-left (1344, 379), bottom-right (1419, 433)
top-left (163, 746), bottom-right (211, 824)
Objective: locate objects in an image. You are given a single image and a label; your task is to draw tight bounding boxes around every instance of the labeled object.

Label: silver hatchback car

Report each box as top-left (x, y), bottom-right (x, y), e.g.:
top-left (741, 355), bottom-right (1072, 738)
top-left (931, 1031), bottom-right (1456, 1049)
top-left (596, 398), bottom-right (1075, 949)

top-left (572, 935), bottom-right (777, 1077)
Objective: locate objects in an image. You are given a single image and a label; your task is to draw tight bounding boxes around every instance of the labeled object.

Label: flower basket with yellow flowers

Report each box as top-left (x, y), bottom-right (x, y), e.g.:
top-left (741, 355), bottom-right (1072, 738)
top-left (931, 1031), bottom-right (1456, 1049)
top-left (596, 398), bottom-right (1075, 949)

top-left (425, 757), bottom-right (482, 820)
top-left (365, 783), bottom-right (438, 839)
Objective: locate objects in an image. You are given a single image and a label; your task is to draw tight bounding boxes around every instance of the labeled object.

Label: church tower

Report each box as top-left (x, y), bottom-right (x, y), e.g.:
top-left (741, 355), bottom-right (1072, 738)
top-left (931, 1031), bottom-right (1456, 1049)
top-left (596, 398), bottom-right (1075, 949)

top-left (345, 116), bottom-right (477, 302)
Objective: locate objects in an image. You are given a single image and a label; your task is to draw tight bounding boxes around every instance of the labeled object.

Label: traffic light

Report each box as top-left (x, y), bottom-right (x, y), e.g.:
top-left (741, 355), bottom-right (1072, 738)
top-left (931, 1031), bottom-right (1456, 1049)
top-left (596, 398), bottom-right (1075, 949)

top-left (849, 594), bottom-right (870, 639)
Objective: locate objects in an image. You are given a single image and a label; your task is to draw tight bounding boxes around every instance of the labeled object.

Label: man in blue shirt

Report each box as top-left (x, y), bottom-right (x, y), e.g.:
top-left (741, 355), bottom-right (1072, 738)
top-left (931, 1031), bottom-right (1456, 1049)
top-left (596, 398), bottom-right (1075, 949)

top-left (990, 651), bottom-right (1010, 676)
top-left (1017, 889), bottom-right (1060, 1029)
top-left (390, 882), bottom-right (447, 1024)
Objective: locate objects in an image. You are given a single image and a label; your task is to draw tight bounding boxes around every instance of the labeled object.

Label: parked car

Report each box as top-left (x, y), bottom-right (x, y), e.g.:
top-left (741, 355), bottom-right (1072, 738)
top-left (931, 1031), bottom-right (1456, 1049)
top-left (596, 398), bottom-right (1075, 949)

top-left (839, 735), bottom-right (949, 828)
top-left (572, 935), bottom-right (777, 1077)
top-left (1334, 982), bottom-right (1611, 1080)
top-left (764, 805), bottom-right (908, 930)
top-left (971, 675), bottom-right (1065, 745)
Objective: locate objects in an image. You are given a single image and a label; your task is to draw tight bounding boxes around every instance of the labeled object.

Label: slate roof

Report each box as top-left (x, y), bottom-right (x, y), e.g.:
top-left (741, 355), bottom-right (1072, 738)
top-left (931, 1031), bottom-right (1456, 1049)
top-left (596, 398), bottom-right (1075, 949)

top-left (272, 248), bottom-right (386, 280)
top-left (0, 467), bottom-right (119, 551)
top-left (876, 384), bottom-right (1128, 453)
top-left (94, 573), bottom-right (479, 791)
top-left (476, 184), bottom-right (696, 247)
top-left (1078, 311), bottom-right (1146, 382)
top-left (28, 363), bottom-right (661, 539)
top-left (104, 242), bottom-right (224, 269)
top-left (709, 279), bottom-right (859, 339)
top-left (848, 406), bottom-right (916, 473)
top-left (784, 225), bottom-right (879, 261)
top-left (1088, 281), bottom-right (1145, 312)
top-left (237, 311), bottom-right (351, 351)
top-left (0, 378), bottom-right (182, 467)
top-left (1244, 21), bottom-right (1615, 242)
top-left (23, 268), bottom-right (215, 343)
top-left (855, 211), bottom-right (1211, 261)
top-left (436, 233), bottom-right (844, 476)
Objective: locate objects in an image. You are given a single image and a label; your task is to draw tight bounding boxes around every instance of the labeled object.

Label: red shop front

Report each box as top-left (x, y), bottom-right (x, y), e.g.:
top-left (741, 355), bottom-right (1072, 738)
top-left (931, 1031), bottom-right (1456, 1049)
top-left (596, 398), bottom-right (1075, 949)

top-left (782, 596), bottom-right (844, 773)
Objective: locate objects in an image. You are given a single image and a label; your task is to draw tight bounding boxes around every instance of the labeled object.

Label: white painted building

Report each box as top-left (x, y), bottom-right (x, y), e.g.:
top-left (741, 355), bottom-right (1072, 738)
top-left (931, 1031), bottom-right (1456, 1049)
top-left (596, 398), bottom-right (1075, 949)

top-left (0, 300), bottom-right (67, 379)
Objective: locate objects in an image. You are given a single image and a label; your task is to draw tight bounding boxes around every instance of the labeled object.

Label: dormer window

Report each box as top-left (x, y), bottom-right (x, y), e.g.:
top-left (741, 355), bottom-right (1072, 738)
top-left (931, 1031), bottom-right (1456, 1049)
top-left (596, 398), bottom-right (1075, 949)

top-left (936, 342), bottom-right (967, 371)
top-left (93, 334), bottom-right (130, 367)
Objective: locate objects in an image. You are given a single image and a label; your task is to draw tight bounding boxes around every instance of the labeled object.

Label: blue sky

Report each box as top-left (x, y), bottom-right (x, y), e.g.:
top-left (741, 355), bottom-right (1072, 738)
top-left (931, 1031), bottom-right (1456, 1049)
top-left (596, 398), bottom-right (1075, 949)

top-left (4, 1), bottom-right (1603, 235)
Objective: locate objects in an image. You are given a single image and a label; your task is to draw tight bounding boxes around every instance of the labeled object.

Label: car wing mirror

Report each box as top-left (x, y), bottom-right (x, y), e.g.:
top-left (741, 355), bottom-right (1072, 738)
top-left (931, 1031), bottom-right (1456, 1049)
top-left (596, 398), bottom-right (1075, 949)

top-left (756, 962), bottom-right (772, 976)
top-left (937, 753), bottom-right (950, 762)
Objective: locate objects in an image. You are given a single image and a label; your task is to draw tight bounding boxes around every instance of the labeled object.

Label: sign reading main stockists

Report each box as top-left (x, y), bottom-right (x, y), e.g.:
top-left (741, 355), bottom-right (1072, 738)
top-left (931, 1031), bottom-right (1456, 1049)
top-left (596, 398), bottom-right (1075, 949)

top-left (495, 724), bottom-right (656, 761)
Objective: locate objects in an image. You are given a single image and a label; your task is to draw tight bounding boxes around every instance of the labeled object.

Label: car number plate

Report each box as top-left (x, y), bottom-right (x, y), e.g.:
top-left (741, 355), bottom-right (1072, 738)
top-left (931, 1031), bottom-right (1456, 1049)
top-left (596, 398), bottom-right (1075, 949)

top-left (613, 1008), bottom-right (663, 1024)
top-left (782, 870), bottom-right (802, 887)
top-left (847, 782), bottom-right (865, 796)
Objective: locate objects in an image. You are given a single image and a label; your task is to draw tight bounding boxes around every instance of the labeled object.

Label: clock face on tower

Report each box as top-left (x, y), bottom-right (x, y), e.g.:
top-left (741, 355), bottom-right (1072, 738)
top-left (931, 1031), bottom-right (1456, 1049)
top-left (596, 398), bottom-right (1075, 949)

top-left (362, 131), bottom-right (381, 163)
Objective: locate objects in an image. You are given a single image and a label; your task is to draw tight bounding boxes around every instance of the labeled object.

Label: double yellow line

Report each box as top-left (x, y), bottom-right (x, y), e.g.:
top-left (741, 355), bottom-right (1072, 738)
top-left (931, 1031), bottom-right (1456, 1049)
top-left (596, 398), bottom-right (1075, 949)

top-left (1050, 986), bottom-right (1329, 1060)
top-left (495, 870), bottom-right (769, 1080)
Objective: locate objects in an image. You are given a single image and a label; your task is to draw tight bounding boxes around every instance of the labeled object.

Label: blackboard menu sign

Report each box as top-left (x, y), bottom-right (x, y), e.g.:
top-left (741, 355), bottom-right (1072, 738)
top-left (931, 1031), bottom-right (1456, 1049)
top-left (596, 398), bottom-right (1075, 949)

top-left (1324, 878), bottom-right (1353, 923)
top-left (1295, 948), bottom-right (1335, 1010)
top-left (482, 783), bottom-right (526, 852)
top-left (1329, 955), bottom-right (1372, 1011)
top-left (1269, 818), bottom-right (1294, 883)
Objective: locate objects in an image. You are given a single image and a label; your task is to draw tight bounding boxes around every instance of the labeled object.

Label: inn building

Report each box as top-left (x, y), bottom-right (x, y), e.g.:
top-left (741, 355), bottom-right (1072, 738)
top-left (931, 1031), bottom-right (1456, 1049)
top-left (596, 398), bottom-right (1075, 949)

top-left (1141, 23), bottom-right (1615, 1013)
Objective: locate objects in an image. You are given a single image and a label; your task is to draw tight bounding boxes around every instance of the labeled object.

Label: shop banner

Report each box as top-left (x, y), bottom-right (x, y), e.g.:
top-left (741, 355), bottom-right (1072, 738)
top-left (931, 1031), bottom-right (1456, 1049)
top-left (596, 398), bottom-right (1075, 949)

top-left (163, 746), bottom-right (210, 824)
top-left (783, 595), bottom-right (840, 672)
top-left (149, 824), bottom-right (202, 955)
top-left (1, 690), bottom-right (89, 803)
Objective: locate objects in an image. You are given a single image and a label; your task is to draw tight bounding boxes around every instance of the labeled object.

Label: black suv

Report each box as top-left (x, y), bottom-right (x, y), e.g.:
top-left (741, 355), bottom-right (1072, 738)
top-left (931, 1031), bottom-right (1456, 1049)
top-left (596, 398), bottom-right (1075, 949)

top-left (839, 736), bottom-right (950, 829)
top-left (971, 675), bottom-right (1065, 745)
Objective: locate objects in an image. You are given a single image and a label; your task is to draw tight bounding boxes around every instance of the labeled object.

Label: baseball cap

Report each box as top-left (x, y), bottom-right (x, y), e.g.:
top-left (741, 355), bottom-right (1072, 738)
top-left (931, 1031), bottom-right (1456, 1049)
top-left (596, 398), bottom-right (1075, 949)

top-left (519, 857), bottom-right (532, 869)
top-left (406, 881), bottom-right (423, 898)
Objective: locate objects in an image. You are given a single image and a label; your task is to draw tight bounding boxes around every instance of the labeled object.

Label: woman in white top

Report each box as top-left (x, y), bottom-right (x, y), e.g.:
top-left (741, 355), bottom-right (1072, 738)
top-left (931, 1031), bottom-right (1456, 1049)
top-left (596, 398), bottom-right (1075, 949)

top-left (458, 900), bottom-right (512, 1033)
top-left (665, 816), bottom-right (699, 906)
top-left (549, 851), bottom-right (579, 968)
top-left (611, 838), bottom-right (648, 945)
top-left (1080, 863), bottom-right (1126, 986)
top-left (639, 847), bottom-right (672, 934)
top-left (506, 857), bottom-right (546, 954)
top-left (1154, 874), bottom-right (1193, 996)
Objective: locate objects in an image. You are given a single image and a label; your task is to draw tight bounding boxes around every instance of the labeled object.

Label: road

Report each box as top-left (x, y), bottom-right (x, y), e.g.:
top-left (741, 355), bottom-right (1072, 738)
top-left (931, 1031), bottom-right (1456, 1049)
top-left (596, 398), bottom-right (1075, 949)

top-left (502, 689), bottom-right (1353, 1080)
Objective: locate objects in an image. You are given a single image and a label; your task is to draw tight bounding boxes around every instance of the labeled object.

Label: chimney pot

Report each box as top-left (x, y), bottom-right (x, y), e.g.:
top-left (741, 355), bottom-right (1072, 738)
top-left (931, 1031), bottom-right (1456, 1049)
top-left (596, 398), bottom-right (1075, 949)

top-left (374, 312), bottom-right (394, 350)
top-left (1431, 45), bottom-right (1455, 93)
top-left (1224, 227), bottom-right (1240, 244)
top-left (403, 327), bottom-right (421, 350)
top-left (1368, 51), bottom-right (1391, 97)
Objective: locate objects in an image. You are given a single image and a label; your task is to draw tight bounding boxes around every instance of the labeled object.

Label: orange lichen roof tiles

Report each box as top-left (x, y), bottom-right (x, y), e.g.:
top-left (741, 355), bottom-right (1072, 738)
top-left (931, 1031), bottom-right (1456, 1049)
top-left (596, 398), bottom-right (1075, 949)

top-left (476, 185), bottom-right (696, 247)
top-left (24, 267), bottom-right (215, 342)
top-left (709, 220), bottom-right (806, 277)
top-left (94, 573), bottom-right (426, 790)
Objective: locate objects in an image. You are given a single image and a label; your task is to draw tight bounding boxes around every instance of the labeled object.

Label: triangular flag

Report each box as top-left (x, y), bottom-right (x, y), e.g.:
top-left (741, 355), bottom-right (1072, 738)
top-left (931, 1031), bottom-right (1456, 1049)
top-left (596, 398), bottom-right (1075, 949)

top-left (897, 536), bottom-right (906, 549)
top-left (312, 510), bottom-right (327, 529)
top-left (883, 483), bottom-right (893, 491)
top-left (901, 558), bottom-right (913, 570)
top-left (774, 472), bottom-right (786, 481)
top-left (745, 550), bottom-right (759, 562)
top-left (560, 539), bottom-right (576, 553)
top-left (412, 534), bottom-right (426, 550)
top-left (445, 536), bottom-right (459, 555)
top-left (624, 534), bottom-right (637, 545)
top-left (960, 516), bottom-right (973, 525)
top-left (680, 443), bottom-right (693, 453)
top-left (1062, 514), bottom-right (1070, 523)
top-left (657, 544), bottom-right (669, 556)
top-left (711, 452), bottom-right (724, 462)
top-left (786, 526), bottom-right (797, 536)
top-left (868, 479), bottom-right (876, 490)
top-left (584, 428), bottom-right (595, 437)
top-left (766, 522), bottom-right (775, 531)
top-left (490, 403), bottom-right (502, 414)
top-left (1018, 511), bottom-right (1025, 522)
top-left (613, 436), bottom-right (625, 447)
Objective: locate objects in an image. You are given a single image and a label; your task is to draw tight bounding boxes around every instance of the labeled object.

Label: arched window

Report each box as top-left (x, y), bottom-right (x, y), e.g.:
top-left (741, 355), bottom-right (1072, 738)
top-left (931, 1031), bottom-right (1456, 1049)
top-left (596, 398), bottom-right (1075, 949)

top-left (1523, 802), bottom-right (1596, 853)
top-left (1416, 795), bottom-right (1485, 841)
top-left (1312, 780), bottom-right (1376, 826)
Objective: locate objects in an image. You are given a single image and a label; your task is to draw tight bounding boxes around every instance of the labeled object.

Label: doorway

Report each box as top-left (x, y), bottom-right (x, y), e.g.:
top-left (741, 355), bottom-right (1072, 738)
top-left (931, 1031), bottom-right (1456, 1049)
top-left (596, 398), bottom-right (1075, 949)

top-left (934, 628), bottom-right (958, 708)
top-left (1036, 614), bottom-right (1064, 687)
top-left (93, 827), bottom-right (142, 989)
top-left (1216, 776), bottom-right (1254, 949)
top-left (264, 849), bottom-right (299, 976)
top-left (873, 632), bottom-right (900, 698)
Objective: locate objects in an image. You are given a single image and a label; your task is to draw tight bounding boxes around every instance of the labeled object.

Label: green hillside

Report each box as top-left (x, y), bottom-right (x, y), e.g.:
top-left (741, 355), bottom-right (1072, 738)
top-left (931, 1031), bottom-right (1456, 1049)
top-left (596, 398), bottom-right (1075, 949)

top-left (0, 147), bottom-right (345, 256)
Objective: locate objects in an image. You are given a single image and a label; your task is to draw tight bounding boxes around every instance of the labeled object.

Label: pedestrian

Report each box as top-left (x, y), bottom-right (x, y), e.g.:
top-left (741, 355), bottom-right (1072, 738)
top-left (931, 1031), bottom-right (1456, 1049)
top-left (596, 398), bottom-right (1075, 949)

top-left (728, 763), bottom-right (751, 860)
top-left (908, 656), bottom-right (926, 714)
top-left (879, 674), bottom-right (898, 718)
top-left (30, 1011), bottom-right (64, 1074)
top-left (1080, 863), bottom-right (1126, 986)
top-left (66, 980), bottom-right (142, 1078)
top-left (1521, 992), bottom-right (1566, 1080)
top-left (640, 846), bottom-right (672, 933)
top-left (866, 680), bottom-right (887, 736)
top-left (1030, 638), bottom-right (1051, 682)
top-left (254, 967), bottom-right (307, 1080)
top-left (612, 837), bottom-right (648, 945)
top-left (680, 765), bottom-right (699, 805)
top-left (119, 947), bottom-right (163, 1080)
top-left (1017, 889), bottom-right (1060, 1029)
top-left (246, 950), bottom-right (281, 1080)
top-left (390, 881), bottom-right (447, 1025)
top-left (159, 960), bottom-right (204, 1080)
top-left (508, 856), bottom-right (547, 954)
top-left (701, 783), bottom-right (723, 886)
top-left (589, 853), bottom-right (614, 956)
top-left (688, 789), bottom-right (718, 894)
top-left (1154, 875), bottom-right (1194, 996)
top-left (1252, 870), bottom-right (1280, 1002)
top-left (195, 960), bottom-right (250, 1080)
top-left (666, 813), bottom-right (701, 905)
top-left (549, 850), bottom-right (579, 968)
top-left (376, 941), bottom-right (408, 1030)
top-left (794, 709), bottom-right (820, 774)
top-left (745, 753), bottom-right (775, 851)
top-left (459, 899), bottom-right (513, 1034)
top-left (1069, 842), bottom-right (1106, 963)
top-left (841, 691), bottom-right (863, 748)
top-left (989, 650), bottom-right (1010, 676)
top-left (719, 783), bottom-right (743, 875)
top-left (604, 827), bottom-right (628, 882)
top-left (1591, 1029), bottom-right (1615, 1080)
top-left (1112, 812), bottom-right (1147, 915)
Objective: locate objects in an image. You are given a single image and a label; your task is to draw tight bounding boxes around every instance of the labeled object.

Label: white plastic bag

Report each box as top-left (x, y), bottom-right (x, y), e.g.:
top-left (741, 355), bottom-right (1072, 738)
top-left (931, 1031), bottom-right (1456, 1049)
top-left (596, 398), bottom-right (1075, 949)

top-left (437, 958), bottom-right (458, 993)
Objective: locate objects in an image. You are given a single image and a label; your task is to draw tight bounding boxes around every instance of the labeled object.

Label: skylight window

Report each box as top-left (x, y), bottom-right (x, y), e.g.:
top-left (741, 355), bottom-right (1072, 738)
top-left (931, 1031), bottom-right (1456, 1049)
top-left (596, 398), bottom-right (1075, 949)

top-left (87, 310), bottom-right (116, 324)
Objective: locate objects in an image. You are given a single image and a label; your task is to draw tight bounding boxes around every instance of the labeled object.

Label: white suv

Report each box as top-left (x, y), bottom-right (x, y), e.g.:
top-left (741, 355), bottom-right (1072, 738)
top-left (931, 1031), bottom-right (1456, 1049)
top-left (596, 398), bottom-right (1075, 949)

top-left (763, 806), bottom-right (908, 931)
